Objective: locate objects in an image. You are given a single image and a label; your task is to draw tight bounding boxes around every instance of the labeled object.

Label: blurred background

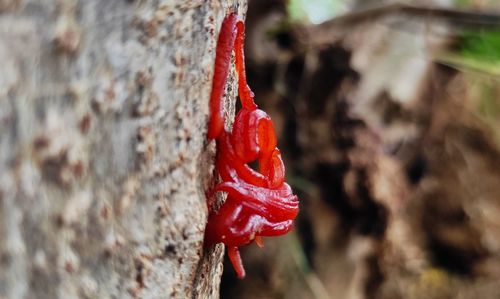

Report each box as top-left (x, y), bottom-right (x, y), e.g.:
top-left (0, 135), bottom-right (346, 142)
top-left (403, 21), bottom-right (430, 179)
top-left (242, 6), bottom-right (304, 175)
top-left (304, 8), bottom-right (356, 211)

top-left (221, 0), bottom-right (500, 298)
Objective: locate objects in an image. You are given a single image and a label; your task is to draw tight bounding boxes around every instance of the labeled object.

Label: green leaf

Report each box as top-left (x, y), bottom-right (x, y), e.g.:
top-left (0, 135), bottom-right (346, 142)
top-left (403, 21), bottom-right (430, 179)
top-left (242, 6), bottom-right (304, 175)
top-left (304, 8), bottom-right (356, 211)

top-left (460, 29), bottom-right (500, 63)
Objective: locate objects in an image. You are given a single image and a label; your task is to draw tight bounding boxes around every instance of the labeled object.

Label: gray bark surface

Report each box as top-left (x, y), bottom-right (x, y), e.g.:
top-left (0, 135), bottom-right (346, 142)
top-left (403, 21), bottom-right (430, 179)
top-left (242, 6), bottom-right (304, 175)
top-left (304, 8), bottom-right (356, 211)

top-left (0, 0), bottom-right (245, 298)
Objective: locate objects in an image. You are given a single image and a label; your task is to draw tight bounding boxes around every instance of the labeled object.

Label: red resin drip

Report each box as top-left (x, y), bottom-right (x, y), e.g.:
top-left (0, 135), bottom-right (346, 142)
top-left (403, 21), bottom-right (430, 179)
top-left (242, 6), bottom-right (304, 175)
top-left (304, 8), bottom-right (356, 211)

top-left (205, 13), bottom-right (299, 279)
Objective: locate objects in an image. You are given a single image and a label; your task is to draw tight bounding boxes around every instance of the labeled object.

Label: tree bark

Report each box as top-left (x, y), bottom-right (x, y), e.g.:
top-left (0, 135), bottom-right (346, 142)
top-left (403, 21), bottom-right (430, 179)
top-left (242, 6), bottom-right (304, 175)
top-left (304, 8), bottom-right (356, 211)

top-left (0, 0), bottom-right (245, 298)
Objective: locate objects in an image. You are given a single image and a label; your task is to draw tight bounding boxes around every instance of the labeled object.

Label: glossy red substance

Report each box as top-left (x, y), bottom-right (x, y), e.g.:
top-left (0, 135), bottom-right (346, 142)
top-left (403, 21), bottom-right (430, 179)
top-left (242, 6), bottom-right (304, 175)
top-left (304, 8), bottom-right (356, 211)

top-left (206, 13), bottom-right (298, 279)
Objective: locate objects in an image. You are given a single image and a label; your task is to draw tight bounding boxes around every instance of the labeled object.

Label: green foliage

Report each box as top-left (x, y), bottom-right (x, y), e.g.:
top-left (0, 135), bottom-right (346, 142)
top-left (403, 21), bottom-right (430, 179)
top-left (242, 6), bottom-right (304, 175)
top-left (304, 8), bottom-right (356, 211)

top-left (460, 29), bottom-right (500, 64)
top-left (438, 29), bottom-right (500, 76)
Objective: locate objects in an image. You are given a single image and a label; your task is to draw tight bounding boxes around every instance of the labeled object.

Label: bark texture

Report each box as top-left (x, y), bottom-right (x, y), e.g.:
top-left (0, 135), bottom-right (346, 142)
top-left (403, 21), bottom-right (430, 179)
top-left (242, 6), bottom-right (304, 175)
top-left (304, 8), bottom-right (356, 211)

top-left (0, 0), bottom-right (246, 298)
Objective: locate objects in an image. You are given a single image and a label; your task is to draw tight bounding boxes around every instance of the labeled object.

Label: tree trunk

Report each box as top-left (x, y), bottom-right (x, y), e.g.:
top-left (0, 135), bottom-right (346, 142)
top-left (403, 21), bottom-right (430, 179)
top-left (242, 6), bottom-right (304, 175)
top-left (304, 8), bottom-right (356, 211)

top-left (0, 0), bottom-right (245, 298)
